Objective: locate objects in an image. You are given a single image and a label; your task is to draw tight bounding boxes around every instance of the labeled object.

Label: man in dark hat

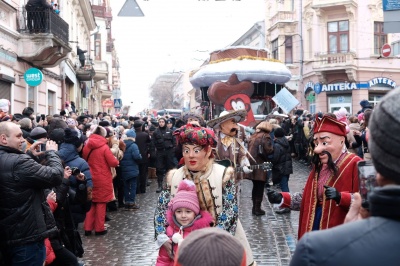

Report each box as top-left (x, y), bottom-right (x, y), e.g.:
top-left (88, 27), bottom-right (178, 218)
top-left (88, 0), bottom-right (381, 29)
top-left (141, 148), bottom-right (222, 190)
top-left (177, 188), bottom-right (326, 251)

top-left (153, 117), bottom-right (177, 193)
top-left (267, 115), bottom-right (362, 239)
top-left (133, 120), bottom-right (151, 193)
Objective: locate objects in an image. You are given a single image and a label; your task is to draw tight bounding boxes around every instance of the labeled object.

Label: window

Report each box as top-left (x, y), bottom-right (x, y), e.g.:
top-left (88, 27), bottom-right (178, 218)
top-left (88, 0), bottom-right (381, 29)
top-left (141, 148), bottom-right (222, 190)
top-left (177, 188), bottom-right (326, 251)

top-left (374, 22), bottom-right (387, 55)
top-left (28, 86), bottom-right (35, 109)
top-left (308, 29), bottom-right (312, 59)
top-left (48, 90), bottom-right (55, 115)
top-left (393, 40), bottom-right (400, 56)
top-left (327, 20), bottom-right (349, 54)
top-left (94, 33), bottom-right (101, 60)
top-left (272, 38), bottom-right (278, 60)
top-left (285, 36), bottom-right (293, 64)
top-left (368, 94), bottom-right (384, 108)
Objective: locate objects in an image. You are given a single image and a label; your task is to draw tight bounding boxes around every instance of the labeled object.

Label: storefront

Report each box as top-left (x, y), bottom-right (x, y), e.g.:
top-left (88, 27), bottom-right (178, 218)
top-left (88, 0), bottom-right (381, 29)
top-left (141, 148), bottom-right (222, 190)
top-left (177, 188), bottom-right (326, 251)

top-left (304, 77), bottom-right (397, 115)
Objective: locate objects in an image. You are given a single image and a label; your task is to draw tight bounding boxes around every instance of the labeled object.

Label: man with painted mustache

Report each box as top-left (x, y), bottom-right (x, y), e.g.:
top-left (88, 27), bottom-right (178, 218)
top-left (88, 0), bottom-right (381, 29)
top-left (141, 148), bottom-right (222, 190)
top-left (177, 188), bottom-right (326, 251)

top-left (267, 115), bottom-right (362, 239)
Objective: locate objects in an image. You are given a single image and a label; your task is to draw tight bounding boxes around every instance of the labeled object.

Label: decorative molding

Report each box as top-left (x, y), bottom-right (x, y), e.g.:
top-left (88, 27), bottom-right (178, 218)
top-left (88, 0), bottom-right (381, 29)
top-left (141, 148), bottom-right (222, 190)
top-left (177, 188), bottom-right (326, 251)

top-left (346, 69), bottom-right (357, 82)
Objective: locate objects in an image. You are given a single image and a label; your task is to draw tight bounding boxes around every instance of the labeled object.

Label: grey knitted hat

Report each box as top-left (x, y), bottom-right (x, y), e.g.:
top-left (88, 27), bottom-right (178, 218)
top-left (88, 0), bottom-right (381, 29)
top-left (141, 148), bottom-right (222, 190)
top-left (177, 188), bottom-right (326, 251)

top-left (175, 227), bottom-right (246, 266)
top-left (369, 87), bottom-right (400, 183)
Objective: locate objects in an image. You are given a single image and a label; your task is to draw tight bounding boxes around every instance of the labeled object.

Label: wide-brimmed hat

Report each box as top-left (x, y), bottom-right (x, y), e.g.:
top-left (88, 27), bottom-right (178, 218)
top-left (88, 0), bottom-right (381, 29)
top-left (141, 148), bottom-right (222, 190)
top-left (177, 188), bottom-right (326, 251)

top-left (206, 109), bottom-right (247, 129)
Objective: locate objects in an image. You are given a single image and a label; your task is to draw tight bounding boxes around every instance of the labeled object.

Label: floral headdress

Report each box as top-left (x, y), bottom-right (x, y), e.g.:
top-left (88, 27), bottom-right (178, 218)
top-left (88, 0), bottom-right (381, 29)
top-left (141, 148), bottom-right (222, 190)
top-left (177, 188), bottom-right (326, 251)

top-left (174, 123), bottom-right (217, 148)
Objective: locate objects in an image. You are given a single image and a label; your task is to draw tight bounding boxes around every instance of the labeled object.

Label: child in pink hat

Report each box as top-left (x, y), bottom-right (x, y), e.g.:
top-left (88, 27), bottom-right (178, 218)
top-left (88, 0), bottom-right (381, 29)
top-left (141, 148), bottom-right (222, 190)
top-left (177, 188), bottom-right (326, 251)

top-left (156, 180), bottom-right (214, 266)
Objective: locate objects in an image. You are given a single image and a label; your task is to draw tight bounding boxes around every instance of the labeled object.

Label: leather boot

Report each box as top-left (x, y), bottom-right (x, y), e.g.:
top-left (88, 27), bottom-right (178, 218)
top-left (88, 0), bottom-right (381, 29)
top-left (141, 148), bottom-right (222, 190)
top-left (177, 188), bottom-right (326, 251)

top-left (254, 199), bottom-right (266, 216)
top-left (252, 200), bottom-right (256, 215)
top-left (156, 181), bottom-right (162, 193)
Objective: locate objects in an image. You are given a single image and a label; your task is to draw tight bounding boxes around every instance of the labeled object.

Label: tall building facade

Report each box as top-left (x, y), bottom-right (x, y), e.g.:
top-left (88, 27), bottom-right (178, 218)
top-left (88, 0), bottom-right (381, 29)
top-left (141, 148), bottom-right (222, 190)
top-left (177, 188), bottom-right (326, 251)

top-left (266, 0), bottom-right (400, 115)
top-left (0, 0), bottom-right (120, 116)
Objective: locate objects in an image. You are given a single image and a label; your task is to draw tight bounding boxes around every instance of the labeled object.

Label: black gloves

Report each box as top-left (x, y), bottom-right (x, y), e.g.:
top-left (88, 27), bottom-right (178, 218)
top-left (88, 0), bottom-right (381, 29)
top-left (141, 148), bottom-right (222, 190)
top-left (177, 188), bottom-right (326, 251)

top-left (266, 189), bottom-right (283, 204)
top-left (324, 185), bottom-right (341, 204)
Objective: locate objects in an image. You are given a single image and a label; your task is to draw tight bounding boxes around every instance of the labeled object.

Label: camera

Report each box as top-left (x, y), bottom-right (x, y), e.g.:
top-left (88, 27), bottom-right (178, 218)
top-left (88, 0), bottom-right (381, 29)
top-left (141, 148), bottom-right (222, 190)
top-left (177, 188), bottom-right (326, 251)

top-left (358, 161), bottom-right (378, 210)
top-left (70, 167), bottom-right (81, 176)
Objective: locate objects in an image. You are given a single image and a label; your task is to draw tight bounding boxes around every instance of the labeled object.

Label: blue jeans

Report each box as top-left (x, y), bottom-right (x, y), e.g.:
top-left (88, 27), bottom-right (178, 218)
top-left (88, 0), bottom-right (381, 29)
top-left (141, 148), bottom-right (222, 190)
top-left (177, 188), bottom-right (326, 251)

top-left (124, 177), bottom-right (137, 204)
top-left (280, 175), bottom-right (290, 192)
top-left (4, 241), bottom-right (46, 266)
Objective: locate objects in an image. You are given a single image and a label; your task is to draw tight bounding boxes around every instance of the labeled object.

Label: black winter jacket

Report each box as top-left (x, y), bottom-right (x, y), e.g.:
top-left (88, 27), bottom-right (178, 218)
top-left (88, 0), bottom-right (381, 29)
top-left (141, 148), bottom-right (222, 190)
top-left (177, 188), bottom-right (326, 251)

top-left (0, 146), bottom-right (64, 247)
top-left (153, 126), bottom-right (175, 151)
top-left (271, 137), bottom-right (293, 176)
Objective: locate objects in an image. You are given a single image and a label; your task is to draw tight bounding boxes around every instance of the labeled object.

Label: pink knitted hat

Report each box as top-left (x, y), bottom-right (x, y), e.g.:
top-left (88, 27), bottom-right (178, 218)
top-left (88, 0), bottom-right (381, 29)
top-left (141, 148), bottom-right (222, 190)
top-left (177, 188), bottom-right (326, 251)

top-left (171, 180), bottom-right (200, 215)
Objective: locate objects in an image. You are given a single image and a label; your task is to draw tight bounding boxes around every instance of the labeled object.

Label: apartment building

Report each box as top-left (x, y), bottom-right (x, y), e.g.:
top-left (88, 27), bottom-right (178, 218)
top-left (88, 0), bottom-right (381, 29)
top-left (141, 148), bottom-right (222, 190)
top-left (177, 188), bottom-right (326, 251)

top-left (266, 0), bottom-right (400, 115)
top-left (0, 0), bottom-right (120, 116)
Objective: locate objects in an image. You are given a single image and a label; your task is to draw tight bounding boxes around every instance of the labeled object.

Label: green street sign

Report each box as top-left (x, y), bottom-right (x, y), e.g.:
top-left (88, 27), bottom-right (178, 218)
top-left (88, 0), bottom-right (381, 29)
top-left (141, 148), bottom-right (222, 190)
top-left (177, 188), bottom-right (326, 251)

top-left (24, 68), bottom-right (43, 87)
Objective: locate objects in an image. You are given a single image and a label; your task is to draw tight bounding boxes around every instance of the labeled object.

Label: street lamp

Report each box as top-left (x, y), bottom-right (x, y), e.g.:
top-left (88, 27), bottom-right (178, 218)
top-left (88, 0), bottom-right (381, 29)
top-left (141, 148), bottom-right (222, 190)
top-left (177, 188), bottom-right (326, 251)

top-left (118, 0), bottom-right (144, 17)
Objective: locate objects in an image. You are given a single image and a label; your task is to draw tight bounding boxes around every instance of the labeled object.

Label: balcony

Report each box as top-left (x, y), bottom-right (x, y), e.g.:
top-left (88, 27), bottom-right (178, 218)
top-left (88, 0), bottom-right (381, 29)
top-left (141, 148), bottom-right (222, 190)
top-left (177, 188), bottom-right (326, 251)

top-left (92, 5), bottom-right (106, 18)
top-left (311, 0), bottom-right (358, 18)
top-left (93, 60), bottom-right (109, 82)
top-left (270, 11), bottom-right (297, 26)
top-left (106, 42), bottom-right (113, 53)
top-left (313, 52), bottom-right (357, 82)
top-left (76, 58), bottom-right (96, 81)
top-left (17, 8), bottom-right (71, 68)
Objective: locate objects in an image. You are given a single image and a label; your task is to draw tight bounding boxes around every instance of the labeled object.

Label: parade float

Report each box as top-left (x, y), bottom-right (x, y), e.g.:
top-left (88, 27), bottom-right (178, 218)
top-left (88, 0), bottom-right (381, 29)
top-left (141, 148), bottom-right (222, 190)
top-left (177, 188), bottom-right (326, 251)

top-left (189, 46), bottom-right (292, 127)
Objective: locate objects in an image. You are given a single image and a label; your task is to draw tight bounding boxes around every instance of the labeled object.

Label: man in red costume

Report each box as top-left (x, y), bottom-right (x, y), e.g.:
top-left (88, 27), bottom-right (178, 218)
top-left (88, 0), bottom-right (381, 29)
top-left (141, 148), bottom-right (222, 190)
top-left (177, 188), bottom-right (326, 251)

top-left (267, 115), bottom-right (361, 239)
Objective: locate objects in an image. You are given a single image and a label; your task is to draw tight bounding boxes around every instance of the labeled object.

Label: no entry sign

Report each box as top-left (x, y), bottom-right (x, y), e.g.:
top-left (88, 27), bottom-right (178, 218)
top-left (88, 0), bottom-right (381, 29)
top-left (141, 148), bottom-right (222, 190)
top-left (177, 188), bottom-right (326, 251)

top-left (382, 43), bottom-right (391, 57)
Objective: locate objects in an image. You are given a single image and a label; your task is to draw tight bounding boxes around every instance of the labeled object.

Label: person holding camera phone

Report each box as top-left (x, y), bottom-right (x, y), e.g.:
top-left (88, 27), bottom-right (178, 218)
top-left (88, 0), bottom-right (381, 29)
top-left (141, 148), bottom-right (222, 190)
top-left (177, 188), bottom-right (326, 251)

top-left (57, 128), bottom-right (93, 228)
top-left (289, 87), bottom-right (400, 266)
top-left (267, 115), bottom-right (362, 239)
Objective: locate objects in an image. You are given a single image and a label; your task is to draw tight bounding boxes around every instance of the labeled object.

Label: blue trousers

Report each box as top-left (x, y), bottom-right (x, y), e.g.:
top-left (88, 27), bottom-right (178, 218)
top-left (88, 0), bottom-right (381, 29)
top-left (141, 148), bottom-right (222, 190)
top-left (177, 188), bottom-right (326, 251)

top-left (279, 175), bottom-right (290, 192)
top-left (124, 177), bottom-right (137, 204)
top-left (3, 241), bottom-right (45, 266)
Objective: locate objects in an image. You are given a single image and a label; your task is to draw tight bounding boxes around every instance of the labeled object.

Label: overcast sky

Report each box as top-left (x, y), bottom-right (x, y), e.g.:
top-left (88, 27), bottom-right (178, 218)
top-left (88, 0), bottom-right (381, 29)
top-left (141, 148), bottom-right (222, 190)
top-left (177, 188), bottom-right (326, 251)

top-left (110, 0), bottom-right (266, 114)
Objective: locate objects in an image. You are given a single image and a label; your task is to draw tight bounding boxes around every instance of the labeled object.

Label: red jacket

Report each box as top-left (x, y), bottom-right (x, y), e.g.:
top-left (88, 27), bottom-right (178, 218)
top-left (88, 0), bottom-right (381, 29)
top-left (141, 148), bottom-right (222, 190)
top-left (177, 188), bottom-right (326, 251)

top-left (45, 200), bottom-right (57, 265)
top-left (82, 134), bottom-right (119, 202)
top-left (282, 152), bottom-right (361, 239)
top-left (156, 210), bottom-right (214, 266)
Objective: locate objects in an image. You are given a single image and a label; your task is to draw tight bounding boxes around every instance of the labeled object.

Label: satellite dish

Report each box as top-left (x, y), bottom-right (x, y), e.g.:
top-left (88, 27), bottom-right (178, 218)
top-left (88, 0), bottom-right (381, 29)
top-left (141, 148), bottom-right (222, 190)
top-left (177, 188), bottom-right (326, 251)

top-left (118, 0), bottom-right (144, 17)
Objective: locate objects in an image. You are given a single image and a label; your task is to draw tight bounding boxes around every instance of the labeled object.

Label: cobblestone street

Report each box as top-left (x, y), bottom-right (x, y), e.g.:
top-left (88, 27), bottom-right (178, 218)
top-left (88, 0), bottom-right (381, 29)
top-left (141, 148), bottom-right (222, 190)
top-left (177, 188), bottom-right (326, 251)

top-left (80, 160), bottom-right (311, 266)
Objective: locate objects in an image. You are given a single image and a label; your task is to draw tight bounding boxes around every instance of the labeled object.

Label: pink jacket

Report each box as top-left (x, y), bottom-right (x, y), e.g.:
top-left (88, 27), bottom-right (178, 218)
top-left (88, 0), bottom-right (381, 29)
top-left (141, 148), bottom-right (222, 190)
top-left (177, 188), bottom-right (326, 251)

top-left (156, 210), bottom-right (214, 266)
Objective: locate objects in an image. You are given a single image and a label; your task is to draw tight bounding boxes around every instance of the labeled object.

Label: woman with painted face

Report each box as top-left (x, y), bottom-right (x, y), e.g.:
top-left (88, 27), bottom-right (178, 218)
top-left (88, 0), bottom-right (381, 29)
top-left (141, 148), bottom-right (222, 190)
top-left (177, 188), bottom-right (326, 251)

top-left (154, 123), bottom-right (256, 266)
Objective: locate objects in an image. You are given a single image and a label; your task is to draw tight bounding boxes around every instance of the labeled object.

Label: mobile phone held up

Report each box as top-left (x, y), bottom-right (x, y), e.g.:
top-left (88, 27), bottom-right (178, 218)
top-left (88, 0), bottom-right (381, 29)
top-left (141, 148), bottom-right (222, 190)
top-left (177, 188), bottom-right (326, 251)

top-left (39, 143), bottom-right (47, 152)
top-left (358, 161), bottom-right (378, 210)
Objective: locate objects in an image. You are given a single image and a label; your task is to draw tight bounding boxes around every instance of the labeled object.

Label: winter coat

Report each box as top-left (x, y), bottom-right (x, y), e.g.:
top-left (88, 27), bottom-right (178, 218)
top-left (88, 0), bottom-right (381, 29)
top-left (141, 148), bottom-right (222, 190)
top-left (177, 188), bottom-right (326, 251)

top-left (290, 186), bottom-right (400, 266)
top-left (247, 130), bottom-right (273, 182)
top-left (156, 210), bottom-right (214, 266)
top-left (0, 146), bottom-right (63, 247)
top-left (153, 126), bottom-right (175, 151)
top-left (135, 130), bottom-right (151, 164)
top-left (82, 134), bottom-right (119, 203)
top-left (271, 137), bottom-right (293, 176)
top-left (119, 138), bottom-right (142, 180)
top-left (58, 143), bottom-right (93, 188)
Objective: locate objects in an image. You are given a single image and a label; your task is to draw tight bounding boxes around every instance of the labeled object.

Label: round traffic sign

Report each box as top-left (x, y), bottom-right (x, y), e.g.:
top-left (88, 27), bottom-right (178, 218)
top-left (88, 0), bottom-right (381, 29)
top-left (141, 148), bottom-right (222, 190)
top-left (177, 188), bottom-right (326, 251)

top-left (382, 43), bottom-right (391, 57)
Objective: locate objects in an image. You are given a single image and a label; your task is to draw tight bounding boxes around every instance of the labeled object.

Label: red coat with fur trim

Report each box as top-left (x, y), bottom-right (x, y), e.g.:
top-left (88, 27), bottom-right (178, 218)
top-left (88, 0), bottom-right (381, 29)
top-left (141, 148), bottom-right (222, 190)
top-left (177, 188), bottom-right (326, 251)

top-left (156, 210), bottom-right (214, 266)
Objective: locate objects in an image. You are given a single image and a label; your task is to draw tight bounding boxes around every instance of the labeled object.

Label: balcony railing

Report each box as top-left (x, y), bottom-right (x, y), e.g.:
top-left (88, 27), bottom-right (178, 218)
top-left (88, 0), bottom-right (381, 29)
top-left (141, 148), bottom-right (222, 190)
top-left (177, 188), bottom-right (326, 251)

top-left (270, 11), bottom-right (296, 26)
top-left (314, 52), bottom-right (356, 68)
top-left (18, 7), bottom-right (69, 44)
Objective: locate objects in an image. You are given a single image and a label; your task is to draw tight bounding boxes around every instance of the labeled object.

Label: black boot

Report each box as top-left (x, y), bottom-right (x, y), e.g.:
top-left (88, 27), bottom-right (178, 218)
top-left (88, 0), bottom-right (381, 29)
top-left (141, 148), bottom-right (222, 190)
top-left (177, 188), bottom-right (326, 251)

top-left (156, 181), bottom-right (162, 193)
top-left (254, 199), bottom-right (266, 216)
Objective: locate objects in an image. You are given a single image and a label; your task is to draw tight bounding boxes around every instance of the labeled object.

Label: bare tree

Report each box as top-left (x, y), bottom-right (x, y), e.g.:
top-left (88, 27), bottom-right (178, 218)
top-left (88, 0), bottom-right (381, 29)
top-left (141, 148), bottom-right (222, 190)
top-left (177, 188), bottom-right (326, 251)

top-left (149, 73), bottom-right (183, 109)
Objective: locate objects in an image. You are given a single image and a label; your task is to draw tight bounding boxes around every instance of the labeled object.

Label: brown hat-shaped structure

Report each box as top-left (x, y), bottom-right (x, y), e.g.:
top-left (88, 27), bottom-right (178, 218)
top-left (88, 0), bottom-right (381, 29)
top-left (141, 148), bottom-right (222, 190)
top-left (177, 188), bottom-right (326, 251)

top-left (207, 73), bottom-right (254, 106)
